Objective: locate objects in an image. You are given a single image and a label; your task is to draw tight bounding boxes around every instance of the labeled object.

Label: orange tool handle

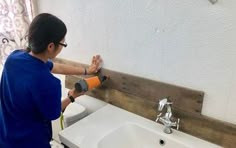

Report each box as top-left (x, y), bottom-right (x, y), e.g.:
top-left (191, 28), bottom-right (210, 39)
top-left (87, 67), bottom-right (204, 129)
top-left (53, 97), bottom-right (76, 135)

top-left (85, 76), bottom-right (101, 90)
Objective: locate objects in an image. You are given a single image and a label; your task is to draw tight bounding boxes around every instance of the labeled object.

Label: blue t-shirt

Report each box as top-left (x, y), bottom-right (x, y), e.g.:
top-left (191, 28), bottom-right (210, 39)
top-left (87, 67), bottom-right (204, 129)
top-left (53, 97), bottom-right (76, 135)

top-left (0, 50), bottom-right (62, 148)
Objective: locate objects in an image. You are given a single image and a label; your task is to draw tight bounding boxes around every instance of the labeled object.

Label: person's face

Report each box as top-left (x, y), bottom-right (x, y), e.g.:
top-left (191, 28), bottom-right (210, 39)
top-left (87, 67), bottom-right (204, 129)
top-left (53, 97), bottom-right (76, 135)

top-left (54, 38), bottom-right (67, 56)
top-left (48, 38), bottom-right (67, 59)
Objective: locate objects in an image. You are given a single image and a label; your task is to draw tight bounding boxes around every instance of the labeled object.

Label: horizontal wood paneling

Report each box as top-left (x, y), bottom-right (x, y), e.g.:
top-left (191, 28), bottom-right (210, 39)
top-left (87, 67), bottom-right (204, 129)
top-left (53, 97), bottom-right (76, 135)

top-left (54, 58), bottom-right (204, 115)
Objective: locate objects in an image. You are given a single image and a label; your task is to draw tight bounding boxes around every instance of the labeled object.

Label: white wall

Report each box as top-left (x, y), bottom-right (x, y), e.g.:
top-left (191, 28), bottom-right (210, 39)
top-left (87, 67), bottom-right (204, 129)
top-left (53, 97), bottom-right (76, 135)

top-left (37, 0), bottom-right (236, 124)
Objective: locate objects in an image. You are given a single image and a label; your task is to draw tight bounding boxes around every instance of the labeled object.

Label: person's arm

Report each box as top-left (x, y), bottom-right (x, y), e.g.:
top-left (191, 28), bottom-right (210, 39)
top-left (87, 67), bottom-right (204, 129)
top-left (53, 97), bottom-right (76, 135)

top-left (52, 55), bottom-right (102, 75)
top-left (52, 63), bottom-right (85, 75)
top-left (61, 88), bottom-right (84, 111)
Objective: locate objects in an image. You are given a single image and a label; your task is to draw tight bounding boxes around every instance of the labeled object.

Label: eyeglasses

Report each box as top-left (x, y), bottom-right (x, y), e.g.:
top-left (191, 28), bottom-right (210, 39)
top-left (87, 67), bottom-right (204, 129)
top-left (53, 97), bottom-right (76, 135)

top-left (58, 42), bottom-right (67, 48)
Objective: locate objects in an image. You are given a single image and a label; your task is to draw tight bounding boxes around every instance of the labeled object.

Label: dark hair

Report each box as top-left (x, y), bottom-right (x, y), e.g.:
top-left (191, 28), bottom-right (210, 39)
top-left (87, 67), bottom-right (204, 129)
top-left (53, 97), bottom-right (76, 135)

top-left (27, 13), bottom-right (67, 54)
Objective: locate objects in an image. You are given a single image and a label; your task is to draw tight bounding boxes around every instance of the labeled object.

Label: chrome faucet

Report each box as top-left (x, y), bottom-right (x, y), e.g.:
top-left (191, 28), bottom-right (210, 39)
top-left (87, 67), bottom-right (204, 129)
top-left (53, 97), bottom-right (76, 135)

top-left (155, 97), bottom-right (180, 134)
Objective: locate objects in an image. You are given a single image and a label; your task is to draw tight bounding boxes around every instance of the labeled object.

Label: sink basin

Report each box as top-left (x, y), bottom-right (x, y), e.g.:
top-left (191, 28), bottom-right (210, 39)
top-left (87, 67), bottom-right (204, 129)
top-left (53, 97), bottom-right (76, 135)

top-left (59, 104), bottom-right (222, 148)
top-left (98, 123), bottom-right (188, 148)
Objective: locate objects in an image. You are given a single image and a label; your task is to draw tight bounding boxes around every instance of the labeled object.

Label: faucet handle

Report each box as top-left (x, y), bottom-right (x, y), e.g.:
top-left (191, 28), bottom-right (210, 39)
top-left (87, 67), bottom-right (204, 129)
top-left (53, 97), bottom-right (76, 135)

top-left (155, 113), bottom-right (162, 122)
top-left (176, 118), bottom-right (180, 130)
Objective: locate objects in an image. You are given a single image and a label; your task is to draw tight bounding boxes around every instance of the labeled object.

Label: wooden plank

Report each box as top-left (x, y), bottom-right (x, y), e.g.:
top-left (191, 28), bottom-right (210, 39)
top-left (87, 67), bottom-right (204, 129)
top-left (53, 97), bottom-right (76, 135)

top-left (174, 110), bottom-right (236, 148)
top-left (100, 68), bottom-right (204, 114)
top-left (64, 71), bottom-right (204, 115)
top-left (54, 58), bottom-right (204, 114)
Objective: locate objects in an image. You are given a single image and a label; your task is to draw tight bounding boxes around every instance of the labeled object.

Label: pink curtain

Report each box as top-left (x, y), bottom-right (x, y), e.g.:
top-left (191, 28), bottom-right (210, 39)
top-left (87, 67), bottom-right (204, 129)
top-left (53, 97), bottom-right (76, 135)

top-left (0, 0), bottom-right (34, 64)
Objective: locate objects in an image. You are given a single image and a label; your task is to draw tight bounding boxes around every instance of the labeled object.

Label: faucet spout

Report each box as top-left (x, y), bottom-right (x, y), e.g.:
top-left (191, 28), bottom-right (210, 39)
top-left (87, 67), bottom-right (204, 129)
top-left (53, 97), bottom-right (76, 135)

top-left (158, 98), bottom-right (168, 111)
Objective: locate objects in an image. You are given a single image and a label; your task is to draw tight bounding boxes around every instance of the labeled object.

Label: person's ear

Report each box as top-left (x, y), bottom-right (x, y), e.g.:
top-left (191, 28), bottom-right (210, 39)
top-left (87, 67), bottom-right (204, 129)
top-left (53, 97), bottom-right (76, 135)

top-left (47, 42), bottom-right (55, 53)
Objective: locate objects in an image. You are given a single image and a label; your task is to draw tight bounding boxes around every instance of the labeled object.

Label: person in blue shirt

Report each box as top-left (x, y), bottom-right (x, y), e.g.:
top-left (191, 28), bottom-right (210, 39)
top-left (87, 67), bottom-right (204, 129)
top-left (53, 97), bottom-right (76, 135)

top-left (0, 13), bottom-right (102, 148)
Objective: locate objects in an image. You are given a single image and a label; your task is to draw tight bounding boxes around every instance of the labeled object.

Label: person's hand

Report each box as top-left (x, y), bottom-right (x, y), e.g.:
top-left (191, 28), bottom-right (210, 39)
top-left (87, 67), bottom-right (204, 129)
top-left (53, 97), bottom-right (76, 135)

top-left (68, 88), bottom-right (84, 99)
top-left (87, 55), bottom-right (102, 74)
top-left (62, 88), bottom-right (85, 111)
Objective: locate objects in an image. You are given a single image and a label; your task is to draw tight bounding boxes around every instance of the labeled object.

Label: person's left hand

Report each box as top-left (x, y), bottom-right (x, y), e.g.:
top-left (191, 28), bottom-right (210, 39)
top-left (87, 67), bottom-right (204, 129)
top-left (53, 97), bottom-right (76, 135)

top-left (87, 55), bottom-right (103, 74)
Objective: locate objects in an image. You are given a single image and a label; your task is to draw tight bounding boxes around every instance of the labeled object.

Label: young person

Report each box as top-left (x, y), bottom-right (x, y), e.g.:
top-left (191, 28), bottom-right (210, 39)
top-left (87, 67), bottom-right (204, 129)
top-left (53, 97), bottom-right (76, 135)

top-left (0, 13), bottom-right (102, 148)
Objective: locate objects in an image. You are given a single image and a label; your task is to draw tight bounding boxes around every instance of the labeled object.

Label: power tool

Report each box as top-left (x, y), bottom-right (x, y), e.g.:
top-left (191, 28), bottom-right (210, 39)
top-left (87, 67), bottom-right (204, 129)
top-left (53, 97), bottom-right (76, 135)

top-left (74, 75), bottom-right (108, 92)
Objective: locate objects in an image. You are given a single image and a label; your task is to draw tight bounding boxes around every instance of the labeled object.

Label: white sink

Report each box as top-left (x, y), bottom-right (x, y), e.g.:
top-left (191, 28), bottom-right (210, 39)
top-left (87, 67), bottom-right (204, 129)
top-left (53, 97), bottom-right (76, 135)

top-left (59, 104), bottom-right (222, 148)
top-left (98, 123), bottom-right (189, 148)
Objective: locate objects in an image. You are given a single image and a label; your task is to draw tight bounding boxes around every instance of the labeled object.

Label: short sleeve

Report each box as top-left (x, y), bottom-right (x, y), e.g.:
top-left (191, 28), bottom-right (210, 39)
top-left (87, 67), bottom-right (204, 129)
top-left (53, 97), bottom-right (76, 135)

top-left (46, 60), bottom-right (53, 71)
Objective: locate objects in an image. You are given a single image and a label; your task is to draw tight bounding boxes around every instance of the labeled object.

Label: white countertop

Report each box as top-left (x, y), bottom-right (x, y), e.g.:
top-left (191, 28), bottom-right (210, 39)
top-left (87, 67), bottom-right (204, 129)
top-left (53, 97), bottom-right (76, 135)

top-left (59, 104), bottom-right (222, 148)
